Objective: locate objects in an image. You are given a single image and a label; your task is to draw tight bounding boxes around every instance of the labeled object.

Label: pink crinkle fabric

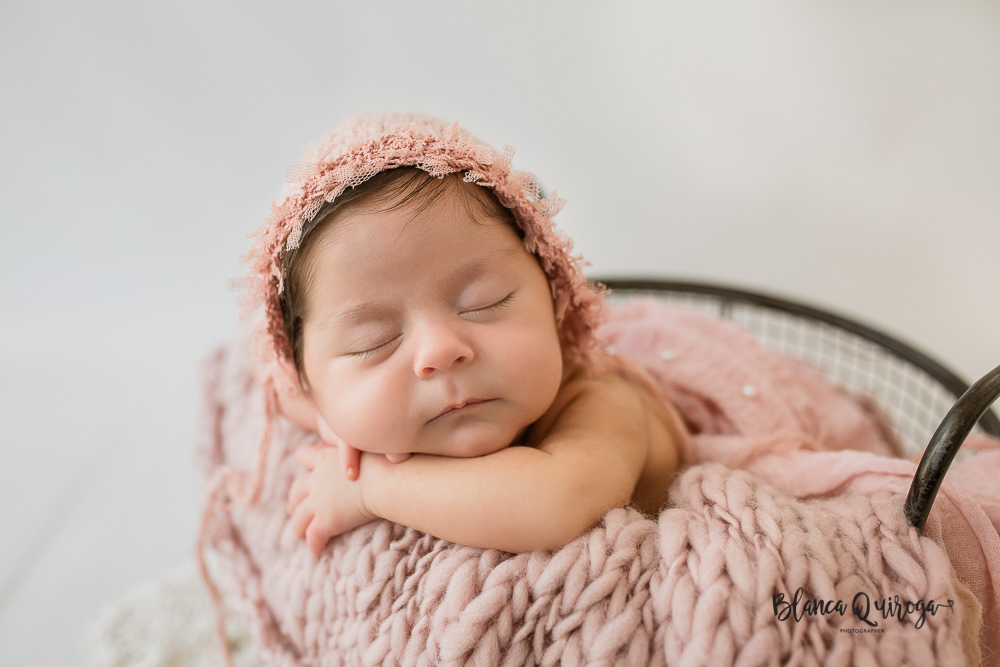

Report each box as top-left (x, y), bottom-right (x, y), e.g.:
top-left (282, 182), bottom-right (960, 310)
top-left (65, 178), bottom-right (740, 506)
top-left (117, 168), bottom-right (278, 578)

top-left (197, 300), bottom-right (1000, 665)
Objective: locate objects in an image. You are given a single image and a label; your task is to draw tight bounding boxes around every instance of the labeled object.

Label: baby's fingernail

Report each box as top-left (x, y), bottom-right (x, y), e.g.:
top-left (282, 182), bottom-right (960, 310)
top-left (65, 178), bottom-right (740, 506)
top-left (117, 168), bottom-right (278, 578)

top-left (347, 466), bottom-right (356, 479)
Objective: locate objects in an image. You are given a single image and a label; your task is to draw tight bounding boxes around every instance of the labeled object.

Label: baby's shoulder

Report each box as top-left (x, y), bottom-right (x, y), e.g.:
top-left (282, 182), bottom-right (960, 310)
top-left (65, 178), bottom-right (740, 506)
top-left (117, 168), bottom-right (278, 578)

top-left (528, 363), bottom-right (652, 443)
top-left (556, 356), bottom-right (660, 405)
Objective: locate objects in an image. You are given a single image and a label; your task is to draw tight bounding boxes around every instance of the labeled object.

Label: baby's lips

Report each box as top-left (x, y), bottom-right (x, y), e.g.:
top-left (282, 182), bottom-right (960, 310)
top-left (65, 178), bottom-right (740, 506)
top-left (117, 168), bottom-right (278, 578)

top-left (384, 453), bottom-right (411, 463)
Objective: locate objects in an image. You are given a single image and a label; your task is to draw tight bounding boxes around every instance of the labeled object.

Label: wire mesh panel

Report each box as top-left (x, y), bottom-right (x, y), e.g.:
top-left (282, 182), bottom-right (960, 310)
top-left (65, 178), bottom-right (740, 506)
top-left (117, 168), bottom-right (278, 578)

top-left (600, 279), bottom-right (999, 458)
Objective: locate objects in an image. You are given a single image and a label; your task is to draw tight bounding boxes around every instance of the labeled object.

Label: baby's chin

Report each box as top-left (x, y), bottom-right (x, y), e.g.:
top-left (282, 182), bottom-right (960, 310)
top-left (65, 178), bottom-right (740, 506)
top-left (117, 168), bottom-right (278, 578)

top-left (369, 419), bottom-right (532, 461)
top-left (440, 425), bottom-right (529, 458)
top-left (392, 426), bottom-right (525, 460)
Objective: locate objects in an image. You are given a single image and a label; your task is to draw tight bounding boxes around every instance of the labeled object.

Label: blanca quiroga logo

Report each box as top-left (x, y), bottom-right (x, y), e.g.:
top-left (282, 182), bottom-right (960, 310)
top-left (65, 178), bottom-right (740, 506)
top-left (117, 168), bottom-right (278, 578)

top-left (772, 587), bottom-right (954, 633)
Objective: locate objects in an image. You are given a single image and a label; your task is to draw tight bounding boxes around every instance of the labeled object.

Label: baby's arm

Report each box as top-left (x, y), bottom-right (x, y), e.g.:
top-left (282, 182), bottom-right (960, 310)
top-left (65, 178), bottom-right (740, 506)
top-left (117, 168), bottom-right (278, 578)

top-left (290, 373), bottom-right (662, 554)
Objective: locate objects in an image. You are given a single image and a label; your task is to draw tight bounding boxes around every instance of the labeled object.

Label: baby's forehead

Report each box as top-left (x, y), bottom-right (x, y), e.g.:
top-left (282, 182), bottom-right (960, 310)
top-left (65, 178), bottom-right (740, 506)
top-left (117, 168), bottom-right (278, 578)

top-left (312, 192), bottom-right (527, 272)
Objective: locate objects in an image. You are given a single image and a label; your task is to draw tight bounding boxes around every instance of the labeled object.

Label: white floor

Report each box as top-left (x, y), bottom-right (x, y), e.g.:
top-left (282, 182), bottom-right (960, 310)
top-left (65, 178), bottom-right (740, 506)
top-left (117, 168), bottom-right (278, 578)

top-left (0, 357), bottom-right (209, 666)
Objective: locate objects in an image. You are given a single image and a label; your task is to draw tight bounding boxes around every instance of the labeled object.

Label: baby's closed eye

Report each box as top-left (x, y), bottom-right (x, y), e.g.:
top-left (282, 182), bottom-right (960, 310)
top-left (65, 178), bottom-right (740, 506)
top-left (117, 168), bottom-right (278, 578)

top-left (347, 334), bottom-right (401, 361)
top-left (461, 292), bottom-right (517, 320)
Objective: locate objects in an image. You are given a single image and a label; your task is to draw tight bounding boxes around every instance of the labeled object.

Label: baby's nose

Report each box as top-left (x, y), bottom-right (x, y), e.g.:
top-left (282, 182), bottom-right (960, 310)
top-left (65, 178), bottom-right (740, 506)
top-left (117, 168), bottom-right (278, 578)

top-left (414, 323), bottom-right (474, 378)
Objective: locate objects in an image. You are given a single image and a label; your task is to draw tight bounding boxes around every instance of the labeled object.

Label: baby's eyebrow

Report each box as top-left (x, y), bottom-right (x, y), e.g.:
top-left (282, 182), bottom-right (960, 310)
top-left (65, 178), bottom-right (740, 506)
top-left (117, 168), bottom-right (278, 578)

top-left (446, 245), bottom-right (522, 287)
top-left (449, 259), bottom-right (491, 286)
top-left (314, 302), bottom-right (394, 330)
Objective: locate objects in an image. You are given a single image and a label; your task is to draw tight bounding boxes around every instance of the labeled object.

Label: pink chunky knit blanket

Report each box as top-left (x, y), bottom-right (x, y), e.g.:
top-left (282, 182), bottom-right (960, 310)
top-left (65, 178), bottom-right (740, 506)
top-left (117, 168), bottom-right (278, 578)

top-left (197, 300), bottom-right (1000, 666)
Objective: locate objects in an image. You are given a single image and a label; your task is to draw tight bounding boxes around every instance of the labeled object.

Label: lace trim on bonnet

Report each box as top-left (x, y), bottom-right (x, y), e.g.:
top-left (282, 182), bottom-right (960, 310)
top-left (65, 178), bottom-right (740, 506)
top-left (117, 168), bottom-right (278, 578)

top-left (237, 112), bottom-right (606, 369)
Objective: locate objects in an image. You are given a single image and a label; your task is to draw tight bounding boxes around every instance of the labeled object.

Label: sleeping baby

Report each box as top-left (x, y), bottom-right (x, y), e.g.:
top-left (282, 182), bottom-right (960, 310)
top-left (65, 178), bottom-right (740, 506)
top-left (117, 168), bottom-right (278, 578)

top-left (242, 113), bottom-right (684, 555)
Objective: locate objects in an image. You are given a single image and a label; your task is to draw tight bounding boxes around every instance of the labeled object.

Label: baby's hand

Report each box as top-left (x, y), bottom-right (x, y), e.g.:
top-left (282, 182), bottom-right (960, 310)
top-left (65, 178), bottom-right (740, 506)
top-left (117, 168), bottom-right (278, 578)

top-left (316, 419), bottom-right (362, 480)
top-left (288, 445), bottom-right (373, 556)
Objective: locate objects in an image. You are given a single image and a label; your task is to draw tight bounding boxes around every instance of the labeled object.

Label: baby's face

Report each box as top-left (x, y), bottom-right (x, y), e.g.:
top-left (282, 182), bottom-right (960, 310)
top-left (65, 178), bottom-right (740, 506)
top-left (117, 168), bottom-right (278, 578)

top-left (299, 184), bottom-right (564, 459)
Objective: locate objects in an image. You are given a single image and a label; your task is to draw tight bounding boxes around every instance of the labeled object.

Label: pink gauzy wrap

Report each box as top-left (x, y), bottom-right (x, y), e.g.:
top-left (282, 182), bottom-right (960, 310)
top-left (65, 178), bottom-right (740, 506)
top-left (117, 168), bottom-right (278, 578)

top-left (197, 299), bottom-right (1000, 666)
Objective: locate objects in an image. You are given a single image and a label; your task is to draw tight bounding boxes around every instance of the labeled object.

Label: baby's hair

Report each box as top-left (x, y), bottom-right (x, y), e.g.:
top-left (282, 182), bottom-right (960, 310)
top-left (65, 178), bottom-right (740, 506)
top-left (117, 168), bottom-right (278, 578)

top-left (280, 167), bottom-right (524, 382)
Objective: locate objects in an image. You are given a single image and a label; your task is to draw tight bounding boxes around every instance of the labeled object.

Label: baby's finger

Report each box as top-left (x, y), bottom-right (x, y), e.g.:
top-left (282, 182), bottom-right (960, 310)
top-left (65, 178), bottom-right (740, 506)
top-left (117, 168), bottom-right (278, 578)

top-left (288, 476), bottom-right (308, 515)
top-left (289, 503), bottom-right (313, 541)
top-left (306, 522), bottom-right (330, 557)
top-left (294, 445), bottom-right (328, 469)
top-left (338, 442), bottom-right (362, 481)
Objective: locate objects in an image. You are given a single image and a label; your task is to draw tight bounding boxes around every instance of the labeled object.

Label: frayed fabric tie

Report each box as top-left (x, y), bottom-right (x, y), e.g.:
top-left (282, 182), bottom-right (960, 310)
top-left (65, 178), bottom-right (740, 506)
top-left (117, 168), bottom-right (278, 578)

top-left (197, 376), bottom-right (277, 667)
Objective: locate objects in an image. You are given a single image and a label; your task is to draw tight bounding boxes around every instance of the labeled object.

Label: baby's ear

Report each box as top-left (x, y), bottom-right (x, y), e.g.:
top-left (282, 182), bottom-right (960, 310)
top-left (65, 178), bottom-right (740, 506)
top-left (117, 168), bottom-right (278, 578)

top-left (267, 357), bottom-right (319, 432)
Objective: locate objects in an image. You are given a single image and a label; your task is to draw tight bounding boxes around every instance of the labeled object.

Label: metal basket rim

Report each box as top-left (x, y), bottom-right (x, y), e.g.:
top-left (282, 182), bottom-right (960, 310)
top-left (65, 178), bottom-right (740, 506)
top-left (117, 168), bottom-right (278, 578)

top-left (596, 276), bottom-right (1000, 438)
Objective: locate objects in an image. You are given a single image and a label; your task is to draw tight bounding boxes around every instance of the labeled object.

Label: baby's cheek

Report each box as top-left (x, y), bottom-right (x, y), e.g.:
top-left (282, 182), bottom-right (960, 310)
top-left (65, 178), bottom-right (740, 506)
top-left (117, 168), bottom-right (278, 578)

top-left (336, 403), bottom-right (398, 452)
top-left (330, 372), bottom-right (416, 454)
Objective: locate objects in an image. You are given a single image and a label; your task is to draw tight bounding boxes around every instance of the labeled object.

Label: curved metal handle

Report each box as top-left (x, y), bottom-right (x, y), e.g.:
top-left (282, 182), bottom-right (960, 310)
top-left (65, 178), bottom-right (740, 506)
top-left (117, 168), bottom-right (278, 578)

top-left (905, 364), bottom-right (1000, 532)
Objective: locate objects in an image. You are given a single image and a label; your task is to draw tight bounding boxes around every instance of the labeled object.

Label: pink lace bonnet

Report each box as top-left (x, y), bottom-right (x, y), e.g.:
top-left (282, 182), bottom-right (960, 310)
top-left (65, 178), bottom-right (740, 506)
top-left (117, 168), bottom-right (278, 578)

top-left (240, 112), bottom-right (606, 367)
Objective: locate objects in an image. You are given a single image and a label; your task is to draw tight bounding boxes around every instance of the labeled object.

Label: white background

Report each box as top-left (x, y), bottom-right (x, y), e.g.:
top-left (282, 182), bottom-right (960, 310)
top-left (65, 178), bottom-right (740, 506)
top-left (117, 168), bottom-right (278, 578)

top-left (1, 1), bottom-right (998, 663)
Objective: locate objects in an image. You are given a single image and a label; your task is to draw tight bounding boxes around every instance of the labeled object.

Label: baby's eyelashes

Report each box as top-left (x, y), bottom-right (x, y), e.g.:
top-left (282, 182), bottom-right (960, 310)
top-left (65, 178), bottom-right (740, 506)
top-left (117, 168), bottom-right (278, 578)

top-left (461, 292), bottom-right (516, 319)
top-left (347, 335), bottom-right (401, 361)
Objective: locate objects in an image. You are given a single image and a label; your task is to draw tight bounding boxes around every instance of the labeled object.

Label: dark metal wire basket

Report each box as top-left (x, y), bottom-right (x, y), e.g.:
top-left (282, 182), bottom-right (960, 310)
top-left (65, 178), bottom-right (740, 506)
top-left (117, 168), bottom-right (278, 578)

top-left (598, 278), bottom-right (1000, 531)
